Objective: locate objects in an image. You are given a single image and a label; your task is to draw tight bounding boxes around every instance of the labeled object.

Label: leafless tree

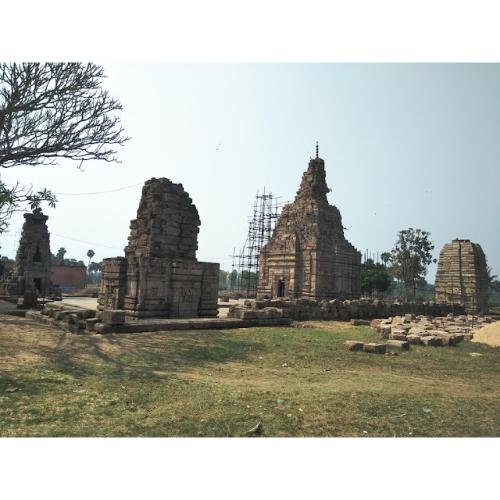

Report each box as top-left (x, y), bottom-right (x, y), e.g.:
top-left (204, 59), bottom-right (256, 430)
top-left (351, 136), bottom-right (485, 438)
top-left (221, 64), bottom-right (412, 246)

top-left (0, 63), bottom-right (128, 232)
top-left (0, 63), bottom-right (128, 167)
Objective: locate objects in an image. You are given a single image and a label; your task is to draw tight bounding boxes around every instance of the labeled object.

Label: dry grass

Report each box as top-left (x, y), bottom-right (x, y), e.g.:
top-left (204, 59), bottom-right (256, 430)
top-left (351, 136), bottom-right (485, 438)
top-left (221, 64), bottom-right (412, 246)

top-left (0, 315), bottom-right (499, 437)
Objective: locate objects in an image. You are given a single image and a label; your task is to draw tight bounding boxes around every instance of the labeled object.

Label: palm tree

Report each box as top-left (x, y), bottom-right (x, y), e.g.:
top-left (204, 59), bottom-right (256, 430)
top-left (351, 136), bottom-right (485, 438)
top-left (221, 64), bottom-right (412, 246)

top-left (87, 249), bottom-right (95, 267)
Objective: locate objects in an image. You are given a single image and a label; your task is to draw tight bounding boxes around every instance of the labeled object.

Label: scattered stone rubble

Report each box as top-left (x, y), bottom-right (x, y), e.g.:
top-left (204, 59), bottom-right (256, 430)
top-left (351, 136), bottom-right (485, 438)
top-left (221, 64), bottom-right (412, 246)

top-left (376, 313), bottom-right (494, 344)
top-left (345, 313), bottom-right (496, 355)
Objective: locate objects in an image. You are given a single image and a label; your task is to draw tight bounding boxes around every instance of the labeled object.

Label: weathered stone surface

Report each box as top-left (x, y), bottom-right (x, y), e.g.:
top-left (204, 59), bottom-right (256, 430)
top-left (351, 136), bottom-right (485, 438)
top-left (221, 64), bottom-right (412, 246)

top-left (421, 336), bottom-right (441, 346)
top-left (98, 178), bottom-right (219, 319)
top-left (386, 340), bottom-right (410, 352)
top-left (435, 239), bottom-right (489, 314)
top-left (345, 340), bottom-right (364, 351)
top-left (363, 343), bottom-right (386, 354)
top-left (0, 209), bottom-right (51, 301)
top-left (378, 324), bottom-right (392, 338)
top-left (351, 319), bottom-right (370, 326)
top-left (406, 334), bottom-right (422, 345)
top-left (101, 309), bottom-right (126, 325)
top-left (390, 330), bottom-right (408, 341)
top-left (257, 150), bottom-right (361, 301)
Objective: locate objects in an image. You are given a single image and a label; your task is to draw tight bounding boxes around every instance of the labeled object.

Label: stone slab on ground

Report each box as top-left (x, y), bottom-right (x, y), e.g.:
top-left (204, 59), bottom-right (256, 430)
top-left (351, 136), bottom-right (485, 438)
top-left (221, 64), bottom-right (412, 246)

top-left (345, 340), bottom-right (364, 351)
top-left (386, 340), bottom-right (410, 353)
top-left (363, 343), bottom-right (386, 354)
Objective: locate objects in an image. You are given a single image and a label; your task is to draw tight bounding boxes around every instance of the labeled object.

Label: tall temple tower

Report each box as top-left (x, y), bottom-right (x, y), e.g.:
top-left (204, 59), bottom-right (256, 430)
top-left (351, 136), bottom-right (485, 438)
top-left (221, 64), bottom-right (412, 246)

top-left (257, 145), bottom-right (361, 300)
top-left (98, 178), bottom-right (220, 318)
top-left (435, 239), bottom-right (489, 313)
top-left (1, 208), bottom-right (52, 299)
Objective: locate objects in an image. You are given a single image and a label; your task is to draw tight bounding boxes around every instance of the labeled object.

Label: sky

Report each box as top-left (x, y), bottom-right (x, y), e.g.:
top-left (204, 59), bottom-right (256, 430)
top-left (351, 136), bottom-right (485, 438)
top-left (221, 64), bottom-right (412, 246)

top-left (1, 63), bottom-right (499, 281)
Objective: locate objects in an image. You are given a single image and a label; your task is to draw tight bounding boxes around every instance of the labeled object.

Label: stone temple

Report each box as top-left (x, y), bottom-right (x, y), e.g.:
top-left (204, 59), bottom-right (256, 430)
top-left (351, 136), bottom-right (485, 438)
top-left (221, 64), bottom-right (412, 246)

top-left (98, 178), bottom-right (219, 318)
top-left (257, 146), bottom-right (361, 300)
top-left (435, 239), bottom-right (489, 313)
top-left (0, 208), bottom-right (51, 301)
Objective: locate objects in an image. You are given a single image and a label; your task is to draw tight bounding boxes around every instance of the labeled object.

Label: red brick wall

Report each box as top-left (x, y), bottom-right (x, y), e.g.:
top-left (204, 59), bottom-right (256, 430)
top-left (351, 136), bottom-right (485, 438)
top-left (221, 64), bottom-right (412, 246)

top-left (51, 265), bottom-right (87, 289)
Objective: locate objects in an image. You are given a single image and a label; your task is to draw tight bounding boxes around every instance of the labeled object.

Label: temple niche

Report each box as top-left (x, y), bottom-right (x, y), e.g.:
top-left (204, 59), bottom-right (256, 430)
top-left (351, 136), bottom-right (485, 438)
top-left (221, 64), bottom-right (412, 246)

top-left (0, 209), bottom-right (52, 302)
top-left (98, 178), bottom-right (219, 318)
top-left (435, 239), bottom-right (489, 314)
top-left (257, 147), bottom-right (361, 300)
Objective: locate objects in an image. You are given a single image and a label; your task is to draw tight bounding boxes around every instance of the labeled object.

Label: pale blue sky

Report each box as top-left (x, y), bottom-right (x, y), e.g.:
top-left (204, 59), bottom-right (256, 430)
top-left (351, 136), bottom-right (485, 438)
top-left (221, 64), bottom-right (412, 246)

top-left (1, 64), bottom-right (499, 281)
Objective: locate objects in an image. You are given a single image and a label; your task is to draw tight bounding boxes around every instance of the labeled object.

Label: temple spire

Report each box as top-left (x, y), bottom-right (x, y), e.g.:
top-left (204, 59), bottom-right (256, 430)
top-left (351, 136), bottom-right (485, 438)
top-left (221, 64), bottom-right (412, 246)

top-left (315, 141), bottom-right (319, 159)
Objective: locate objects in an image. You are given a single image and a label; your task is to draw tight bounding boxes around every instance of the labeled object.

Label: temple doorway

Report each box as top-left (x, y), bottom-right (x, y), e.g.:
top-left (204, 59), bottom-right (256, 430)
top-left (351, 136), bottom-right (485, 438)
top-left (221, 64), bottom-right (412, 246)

top-left (277, 279), bottom-right (285, 298)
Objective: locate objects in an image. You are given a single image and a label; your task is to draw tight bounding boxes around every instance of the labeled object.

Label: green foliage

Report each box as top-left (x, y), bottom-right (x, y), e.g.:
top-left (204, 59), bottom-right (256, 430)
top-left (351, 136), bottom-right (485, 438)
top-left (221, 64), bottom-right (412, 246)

top-left (360, 259), bottom-right (392, 296)
top-left (87, 261), bottom-right (102, 284)
top-left (0, 178), bottom-right (57, 233)
top-left (386, 228), bottom-right (435, 301)
top-left (219, 270), bottom-right (229, 290)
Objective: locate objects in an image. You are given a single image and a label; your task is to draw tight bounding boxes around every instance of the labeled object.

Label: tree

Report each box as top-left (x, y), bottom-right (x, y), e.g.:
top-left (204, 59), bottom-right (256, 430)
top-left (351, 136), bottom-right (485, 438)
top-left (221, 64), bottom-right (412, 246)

top-left (87, 249), bottom-right (95, 266)
top-left (87, 261), bottom-right (102, 285)
top-left (219, 270), bottom-right (229, 290)
top-left (0, 63), bottom-right (128, 232)
top-left (55, 247), bottom-right (67, 264)
top-left (386, 228), bottom-right (436, 301)
top-left (229, 269), bottom-right (238, 290)
top-left (360, 258), bottom-right (392, 297)
top-left (487, 266), bottom-right (500, 294)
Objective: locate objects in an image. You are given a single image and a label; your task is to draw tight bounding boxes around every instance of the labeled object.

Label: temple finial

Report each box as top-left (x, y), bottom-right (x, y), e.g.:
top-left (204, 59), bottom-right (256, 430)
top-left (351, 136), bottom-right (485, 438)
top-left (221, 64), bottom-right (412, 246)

top-left (315, 141), bottom-right (319, 159)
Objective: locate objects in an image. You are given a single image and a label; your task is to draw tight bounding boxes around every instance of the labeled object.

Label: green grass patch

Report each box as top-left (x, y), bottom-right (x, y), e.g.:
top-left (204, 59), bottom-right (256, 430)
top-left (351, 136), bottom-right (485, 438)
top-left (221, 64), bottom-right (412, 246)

top-left (0, 317), bottom-right (499, 437)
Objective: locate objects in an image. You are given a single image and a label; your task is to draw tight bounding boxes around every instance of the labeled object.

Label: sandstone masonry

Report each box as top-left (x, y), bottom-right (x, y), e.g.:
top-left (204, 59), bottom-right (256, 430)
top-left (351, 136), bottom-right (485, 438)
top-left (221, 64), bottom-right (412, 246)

top-left (0, 209), bottom-right (51, 302)
top-left (257, 148), bottom-right (361, 300)
top-left (435, 239), bottom-right (489, 314)
top-left (98, 178), bottom-right (219, 318)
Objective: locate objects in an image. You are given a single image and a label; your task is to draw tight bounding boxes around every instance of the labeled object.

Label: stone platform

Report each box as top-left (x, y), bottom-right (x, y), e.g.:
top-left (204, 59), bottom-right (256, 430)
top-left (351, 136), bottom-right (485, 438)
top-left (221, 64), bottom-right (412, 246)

top-left (25, 309), bottom-right (291, 335)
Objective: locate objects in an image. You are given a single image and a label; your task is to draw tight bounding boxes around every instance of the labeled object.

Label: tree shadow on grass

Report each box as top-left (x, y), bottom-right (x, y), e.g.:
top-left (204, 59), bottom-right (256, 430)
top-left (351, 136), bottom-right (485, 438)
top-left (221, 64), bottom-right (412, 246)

top-left (1, 321), bottom-right (265, 386)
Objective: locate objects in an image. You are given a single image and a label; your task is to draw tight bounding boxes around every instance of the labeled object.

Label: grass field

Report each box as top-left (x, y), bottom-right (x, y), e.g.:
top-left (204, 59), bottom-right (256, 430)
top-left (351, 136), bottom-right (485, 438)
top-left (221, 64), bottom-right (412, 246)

top-left (0, 316), bottom-right (499, 437)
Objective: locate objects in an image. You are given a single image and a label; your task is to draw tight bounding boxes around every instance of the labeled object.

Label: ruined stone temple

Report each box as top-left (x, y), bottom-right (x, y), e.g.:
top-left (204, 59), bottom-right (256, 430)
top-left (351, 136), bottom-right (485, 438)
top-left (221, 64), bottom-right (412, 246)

top-left (0, 208), bottom-right (52, 299)
top-left (435, 239), bottom-right (489, 313)
top-left (257, 146), bottom-right (361, 300)
top-left (98, 178), bottom-right (219, 318)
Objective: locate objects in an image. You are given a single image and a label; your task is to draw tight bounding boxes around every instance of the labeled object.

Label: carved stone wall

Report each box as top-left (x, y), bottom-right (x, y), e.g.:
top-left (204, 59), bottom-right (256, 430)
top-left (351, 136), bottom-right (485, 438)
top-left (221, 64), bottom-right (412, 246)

top-left (98, 178), bottom-right (219, 318)
top-left (435, 239), bottom-right (489, 313)
top-left (0, 209), bottom-right (51, 299)
top-left (257, 153), bottom-right (361, 300)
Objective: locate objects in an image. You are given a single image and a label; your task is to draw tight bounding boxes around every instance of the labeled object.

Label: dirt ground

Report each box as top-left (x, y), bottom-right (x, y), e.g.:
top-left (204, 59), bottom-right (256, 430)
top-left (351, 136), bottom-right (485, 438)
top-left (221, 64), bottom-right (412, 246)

top-left (472, 321), bottom-right (500, 348)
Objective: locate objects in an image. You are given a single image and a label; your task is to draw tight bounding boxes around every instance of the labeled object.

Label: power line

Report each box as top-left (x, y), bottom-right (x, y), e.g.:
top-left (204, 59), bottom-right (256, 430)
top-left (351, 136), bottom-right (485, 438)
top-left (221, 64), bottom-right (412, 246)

top-left (50, 233), bottom-right (123, 251)
top-left (54, 182), bottom-right (143, 196)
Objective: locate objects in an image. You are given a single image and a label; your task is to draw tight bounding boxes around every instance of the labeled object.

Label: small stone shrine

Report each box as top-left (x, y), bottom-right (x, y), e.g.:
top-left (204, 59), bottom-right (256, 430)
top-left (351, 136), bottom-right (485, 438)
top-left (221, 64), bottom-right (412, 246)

top-left (435, 239), bottom-right (489, 313)
top-left (0, 208), bottom-right (52, 302)
top-left (98, 178), bottom-right (219, 318)
top-left (257, 145), bottom-right (361, 300)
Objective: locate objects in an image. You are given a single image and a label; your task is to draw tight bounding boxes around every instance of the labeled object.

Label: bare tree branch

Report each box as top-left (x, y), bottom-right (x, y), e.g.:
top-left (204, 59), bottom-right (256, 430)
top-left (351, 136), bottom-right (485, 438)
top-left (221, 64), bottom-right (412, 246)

top-left (0, 63), bottom-right (129, 168)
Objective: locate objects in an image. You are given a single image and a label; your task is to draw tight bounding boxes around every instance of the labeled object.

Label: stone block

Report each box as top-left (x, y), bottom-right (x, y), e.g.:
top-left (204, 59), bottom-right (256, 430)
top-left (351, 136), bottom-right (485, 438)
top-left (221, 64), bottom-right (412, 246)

top-left (378, 325), bottom-right (392, 338)
top-left (345, 341), bottom-right (364, 351)
top-left (406, 334), bottom-right (422, 345)
top-left (85, 318), bottom-right (100, 332)
top-left (389, 330), bottom-right (407, 341)
top-left (101, 310), bottom-right (126, 325)
top-left (240, 309), bottom-right (258, 320)
top-left (421, 336), bottom-right (441, 346)
top-left (350, 319), bottom-right (370, 326)
top-left (386, 340), bottom-right (410, 352)
top-left (363, 343), bottom-right (386, 354)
